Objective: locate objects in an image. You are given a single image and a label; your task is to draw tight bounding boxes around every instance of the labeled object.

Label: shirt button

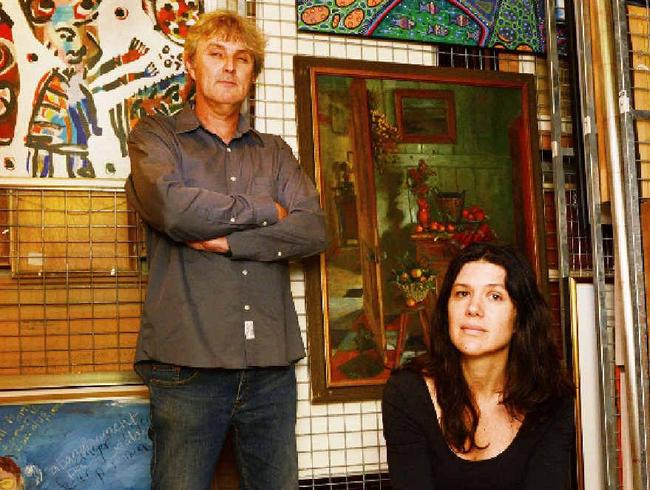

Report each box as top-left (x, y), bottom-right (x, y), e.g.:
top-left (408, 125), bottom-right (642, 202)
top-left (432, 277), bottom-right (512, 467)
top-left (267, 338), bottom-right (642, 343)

top-left (277, 251), bottom-right (282, 257)
top-left (230, 217), bottom-right (236, 223)
top-left (230, 176), bottom-right (237, 182)
top-left (244, 304), bottom-right (250, 311)
top-left (242, 269), bottom-right (248, 276)
top-left (226, 147), bottom-right (232, 152)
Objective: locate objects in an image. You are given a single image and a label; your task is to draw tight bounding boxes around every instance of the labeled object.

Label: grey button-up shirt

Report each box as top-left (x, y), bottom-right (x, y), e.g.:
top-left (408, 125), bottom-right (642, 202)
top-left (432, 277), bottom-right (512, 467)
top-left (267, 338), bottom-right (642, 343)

top-left (125, 106), bottom-right (326, 368)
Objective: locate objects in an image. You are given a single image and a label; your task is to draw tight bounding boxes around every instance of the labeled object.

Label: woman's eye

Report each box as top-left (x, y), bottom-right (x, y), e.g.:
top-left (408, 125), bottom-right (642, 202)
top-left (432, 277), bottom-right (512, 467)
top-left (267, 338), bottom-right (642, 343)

top-left (454, 290), bottom-right (469, 298)
top-left (490, 293), bottom-right (502, 301)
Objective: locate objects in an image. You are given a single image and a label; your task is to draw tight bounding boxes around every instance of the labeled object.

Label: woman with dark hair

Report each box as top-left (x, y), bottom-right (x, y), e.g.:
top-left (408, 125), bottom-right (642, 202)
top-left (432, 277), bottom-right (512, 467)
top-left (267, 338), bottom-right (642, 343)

top-left (382, 242), bottom-right (575, 489)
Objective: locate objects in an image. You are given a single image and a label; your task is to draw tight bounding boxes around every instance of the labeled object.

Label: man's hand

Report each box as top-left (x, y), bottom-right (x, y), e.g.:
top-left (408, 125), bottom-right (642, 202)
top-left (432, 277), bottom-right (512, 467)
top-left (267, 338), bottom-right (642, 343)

top-left (275, 202), bottom-right (288, 221)
top-left (186, 236), bottom-right (230, 254)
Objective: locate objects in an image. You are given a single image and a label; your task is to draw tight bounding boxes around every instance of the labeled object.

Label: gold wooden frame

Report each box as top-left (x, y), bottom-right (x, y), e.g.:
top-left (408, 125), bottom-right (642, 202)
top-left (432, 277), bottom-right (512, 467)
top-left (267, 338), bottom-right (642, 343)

top-left (0, 371), bottom-right (143, 397)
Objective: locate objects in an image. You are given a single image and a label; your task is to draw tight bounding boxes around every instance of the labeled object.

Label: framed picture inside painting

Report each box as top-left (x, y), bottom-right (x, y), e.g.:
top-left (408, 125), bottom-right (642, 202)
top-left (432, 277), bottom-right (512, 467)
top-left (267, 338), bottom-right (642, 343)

top-left (294, 55), bottom-right (546, 402)
top-left (395, 89), bottom-right (456, 143)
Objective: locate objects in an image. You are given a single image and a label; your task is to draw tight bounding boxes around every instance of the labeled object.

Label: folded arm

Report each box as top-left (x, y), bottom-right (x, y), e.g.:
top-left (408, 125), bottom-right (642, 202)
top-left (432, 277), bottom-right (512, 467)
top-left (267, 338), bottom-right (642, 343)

top-left (125, 116), bottom-right (279, 242)
top-left (190, 140), bottom-right (326, 262)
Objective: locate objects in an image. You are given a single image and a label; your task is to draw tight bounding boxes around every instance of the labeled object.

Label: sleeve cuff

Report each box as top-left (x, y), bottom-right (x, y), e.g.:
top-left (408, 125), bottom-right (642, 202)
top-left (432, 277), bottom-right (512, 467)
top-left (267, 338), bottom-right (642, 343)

top-left (251, 195), bottom-right (279, 227)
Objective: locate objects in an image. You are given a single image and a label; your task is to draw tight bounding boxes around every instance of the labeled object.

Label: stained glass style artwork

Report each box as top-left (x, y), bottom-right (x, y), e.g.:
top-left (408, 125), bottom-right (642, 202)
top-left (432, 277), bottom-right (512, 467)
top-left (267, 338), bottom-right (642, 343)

top-left (297, 0), bottom-right (557, 54)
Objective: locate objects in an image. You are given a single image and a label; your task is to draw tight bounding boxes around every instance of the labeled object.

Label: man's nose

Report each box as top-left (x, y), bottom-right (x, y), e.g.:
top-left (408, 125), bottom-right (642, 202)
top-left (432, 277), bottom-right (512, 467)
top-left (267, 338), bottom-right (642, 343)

top-left (223, 56), bottom-right (235, 72)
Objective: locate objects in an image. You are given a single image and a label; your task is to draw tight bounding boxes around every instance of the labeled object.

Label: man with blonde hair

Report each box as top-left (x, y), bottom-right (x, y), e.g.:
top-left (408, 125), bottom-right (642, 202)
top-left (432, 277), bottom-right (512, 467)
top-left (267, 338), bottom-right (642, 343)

top-left (125, 10), bottom-right (326, 489)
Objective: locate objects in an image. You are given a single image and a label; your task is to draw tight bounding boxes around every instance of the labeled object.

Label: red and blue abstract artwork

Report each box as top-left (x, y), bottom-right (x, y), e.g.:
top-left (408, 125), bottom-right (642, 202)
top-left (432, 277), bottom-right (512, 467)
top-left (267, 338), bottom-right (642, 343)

top-left (0, 0), bottom-right (201, 184)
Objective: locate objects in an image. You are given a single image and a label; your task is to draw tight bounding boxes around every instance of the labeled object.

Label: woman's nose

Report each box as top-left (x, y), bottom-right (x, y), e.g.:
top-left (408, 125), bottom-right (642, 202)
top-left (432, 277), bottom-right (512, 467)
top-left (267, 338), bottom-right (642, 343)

top-left (466, 298), bottom-right (482, 316)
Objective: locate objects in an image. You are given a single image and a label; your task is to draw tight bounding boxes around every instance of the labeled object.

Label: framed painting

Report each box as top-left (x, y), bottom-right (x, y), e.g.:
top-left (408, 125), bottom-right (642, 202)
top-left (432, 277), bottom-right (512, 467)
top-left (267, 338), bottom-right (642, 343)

top-left (0, 1), bottom-right (202, 188)
top-left (0, 396), bottom-right (151, 490)
top-left (296, 0), bottom-right (560, 54)
top-left (294, 56), bottom-right (545, 402)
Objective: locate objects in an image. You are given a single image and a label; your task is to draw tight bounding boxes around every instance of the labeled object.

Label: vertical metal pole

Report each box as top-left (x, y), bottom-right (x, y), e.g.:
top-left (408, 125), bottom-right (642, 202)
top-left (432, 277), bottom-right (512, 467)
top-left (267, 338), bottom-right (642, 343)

top-left (544, 0), bottom-right (569, 282)
top-left (572, 0), bottom-right (619, 487)
top-left (543, 0), bottom-right (573, 420)
top-left (609, 0), bottom-right (650, 488)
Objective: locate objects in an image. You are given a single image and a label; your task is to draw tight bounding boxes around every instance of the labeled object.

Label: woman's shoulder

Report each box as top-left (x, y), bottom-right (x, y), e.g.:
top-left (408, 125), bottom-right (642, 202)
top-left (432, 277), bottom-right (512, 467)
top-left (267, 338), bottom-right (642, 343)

top-left (527, 395), bottom-right (575, 434)
top-left (383, 369), bottom-right (429, 404)
top-left (387, 368), bottom-right (425, 386)
top-left (545, 395), bottom-right (574, 419)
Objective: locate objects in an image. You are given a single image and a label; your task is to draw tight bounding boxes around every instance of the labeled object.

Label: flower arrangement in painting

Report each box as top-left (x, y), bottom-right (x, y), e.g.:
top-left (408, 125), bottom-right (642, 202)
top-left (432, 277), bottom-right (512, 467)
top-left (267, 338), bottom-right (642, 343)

top-left (407, 159), bottom-right (436, 229)
top-left (391, 254), bottom-right (436, 307)
top-left (407, 159), bottom-right (436, 199)
top-left (370, 109), bottom-right (400, 171)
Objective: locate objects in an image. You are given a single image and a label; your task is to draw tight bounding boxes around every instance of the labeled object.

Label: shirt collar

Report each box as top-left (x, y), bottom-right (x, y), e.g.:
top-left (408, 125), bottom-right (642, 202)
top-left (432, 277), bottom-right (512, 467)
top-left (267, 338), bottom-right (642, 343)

top-left (174, 105), bottom-right (264, 146)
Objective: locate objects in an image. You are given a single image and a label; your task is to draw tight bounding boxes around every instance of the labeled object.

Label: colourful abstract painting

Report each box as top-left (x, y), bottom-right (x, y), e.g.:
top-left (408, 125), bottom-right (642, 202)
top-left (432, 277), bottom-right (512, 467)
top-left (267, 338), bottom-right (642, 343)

top-left (297, 0), bottom-right (552, 53)
top-left (0, 0), bottom-right (202, 187)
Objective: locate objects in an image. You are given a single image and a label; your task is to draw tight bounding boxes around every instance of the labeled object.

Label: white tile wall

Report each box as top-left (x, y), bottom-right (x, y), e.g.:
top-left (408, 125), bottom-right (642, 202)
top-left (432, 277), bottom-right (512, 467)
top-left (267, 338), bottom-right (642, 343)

top-left (251, 0), bottom-right (442, 479)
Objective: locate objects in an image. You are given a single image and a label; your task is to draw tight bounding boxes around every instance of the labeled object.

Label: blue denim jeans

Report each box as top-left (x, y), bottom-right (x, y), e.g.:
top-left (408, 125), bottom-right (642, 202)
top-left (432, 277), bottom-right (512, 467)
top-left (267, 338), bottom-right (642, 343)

top-left (136, 362), bottom-right (298, 490)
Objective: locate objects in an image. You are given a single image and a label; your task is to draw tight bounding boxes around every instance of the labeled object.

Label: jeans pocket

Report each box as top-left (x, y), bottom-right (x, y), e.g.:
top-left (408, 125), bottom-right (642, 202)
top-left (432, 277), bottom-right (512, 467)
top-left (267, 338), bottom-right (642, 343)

top-left (146, 362), bottom-right (199, 387)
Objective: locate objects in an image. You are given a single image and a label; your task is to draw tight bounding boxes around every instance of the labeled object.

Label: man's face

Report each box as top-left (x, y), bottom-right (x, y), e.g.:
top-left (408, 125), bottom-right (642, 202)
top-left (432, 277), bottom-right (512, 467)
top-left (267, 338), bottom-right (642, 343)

top-left (185, 37), bottom-right (256, 110)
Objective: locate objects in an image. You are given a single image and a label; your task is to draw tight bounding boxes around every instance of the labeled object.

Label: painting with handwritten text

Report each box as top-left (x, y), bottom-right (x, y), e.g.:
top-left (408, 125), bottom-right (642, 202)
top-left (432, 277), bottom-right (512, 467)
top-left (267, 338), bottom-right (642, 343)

top-left (0, 400), bottom-right (150, 490)
top-left (0, 0), bottom-right (202, 187)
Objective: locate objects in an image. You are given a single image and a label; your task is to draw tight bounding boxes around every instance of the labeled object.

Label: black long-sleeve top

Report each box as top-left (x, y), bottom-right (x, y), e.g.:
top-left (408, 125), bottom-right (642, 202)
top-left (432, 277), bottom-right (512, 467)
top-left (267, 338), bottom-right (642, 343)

top-left (382, 370), bottom-right (574, 490)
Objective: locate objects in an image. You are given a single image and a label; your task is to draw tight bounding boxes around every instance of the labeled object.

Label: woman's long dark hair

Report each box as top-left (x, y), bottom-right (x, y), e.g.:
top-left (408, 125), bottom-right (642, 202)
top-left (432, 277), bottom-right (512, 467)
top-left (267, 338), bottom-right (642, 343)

top-left (408, 242), bottom-right (574, 453)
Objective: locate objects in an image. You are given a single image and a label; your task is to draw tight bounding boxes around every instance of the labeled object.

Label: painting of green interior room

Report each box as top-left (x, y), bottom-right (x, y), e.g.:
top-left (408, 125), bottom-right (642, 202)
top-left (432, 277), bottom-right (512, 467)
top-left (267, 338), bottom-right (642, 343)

top-left (314, 72), bottom-right (524, 386)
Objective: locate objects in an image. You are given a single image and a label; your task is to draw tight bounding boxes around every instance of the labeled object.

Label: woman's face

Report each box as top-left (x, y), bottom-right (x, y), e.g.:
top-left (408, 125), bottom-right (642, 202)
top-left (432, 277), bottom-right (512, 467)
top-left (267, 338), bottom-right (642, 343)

top-left (447, 260), bottom-right (516, 359)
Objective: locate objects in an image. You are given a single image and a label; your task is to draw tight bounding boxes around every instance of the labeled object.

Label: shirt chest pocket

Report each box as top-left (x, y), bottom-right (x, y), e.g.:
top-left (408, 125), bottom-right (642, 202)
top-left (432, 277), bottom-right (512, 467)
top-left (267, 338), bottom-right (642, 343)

top-left (251, 177), bottom-right (276, 199)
